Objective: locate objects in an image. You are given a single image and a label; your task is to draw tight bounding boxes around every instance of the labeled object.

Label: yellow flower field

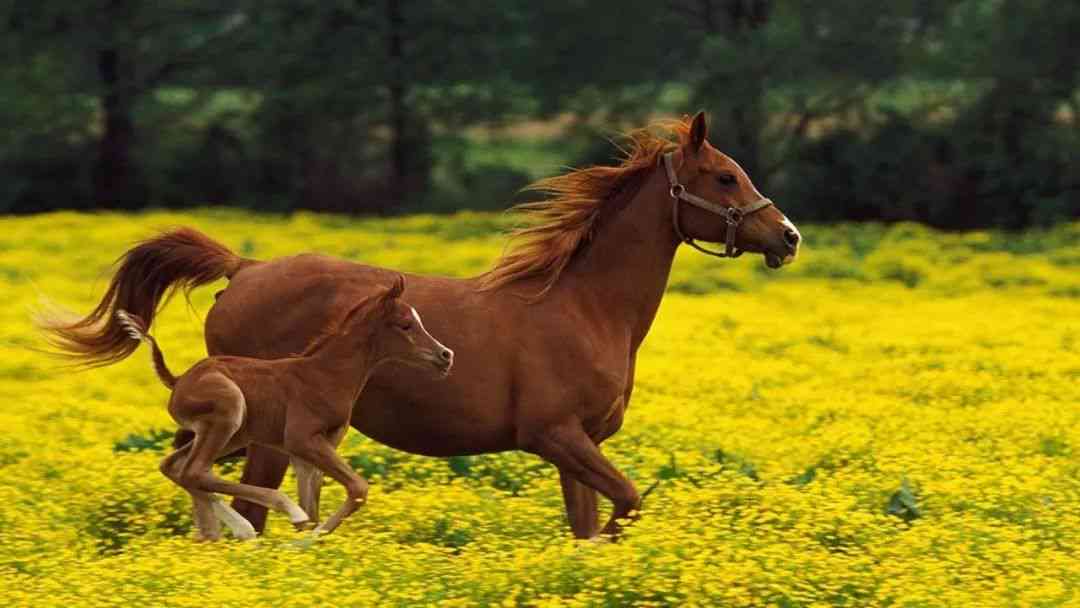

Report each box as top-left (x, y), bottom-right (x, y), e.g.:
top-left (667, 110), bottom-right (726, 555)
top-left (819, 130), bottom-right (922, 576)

top-left (0, 210), bottom-right (1078, 606)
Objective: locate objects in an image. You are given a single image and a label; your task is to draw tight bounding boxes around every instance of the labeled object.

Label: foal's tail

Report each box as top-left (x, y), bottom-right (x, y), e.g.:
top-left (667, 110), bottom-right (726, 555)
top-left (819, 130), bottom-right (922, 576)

top-left (115, 310), bottom-right (177, 389)
top-left (36, 227), bottom-right (252, 368)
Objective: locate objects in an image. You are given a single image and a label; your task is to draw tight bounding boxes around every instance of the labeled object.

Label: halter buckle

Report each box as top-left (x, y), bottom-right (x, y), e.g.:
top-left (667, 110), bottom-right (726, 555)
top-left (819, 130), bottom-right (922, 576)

top-left (669, 184), bottom-right (684, 199)
top-left (725, 207), bottom-right (743, 225)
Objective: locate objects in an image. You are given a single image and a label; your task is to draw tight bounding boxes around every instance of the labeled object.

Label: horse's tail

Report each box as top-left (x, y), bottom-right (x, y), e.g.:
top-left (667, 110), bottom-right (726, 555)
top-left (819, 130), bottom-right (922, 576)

top-left (36, 227), bottom-right (252, 368)
top-left (115, 310), bottom-right (177, 389)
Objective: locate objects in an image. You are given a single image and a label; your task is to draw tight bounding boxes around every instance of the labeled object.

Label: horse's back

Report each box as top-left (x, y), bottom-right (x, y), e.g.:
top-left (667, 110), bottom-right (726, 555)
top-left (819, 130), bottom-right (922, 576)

top-left (207, 254), bottom-right (393, 358)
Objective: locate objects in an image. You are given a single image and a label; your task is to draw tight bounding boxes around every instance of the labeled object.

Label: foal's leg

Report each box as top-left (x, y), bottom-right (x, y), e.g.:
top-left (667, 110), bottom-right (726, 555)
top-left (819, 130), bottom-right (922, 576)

top-left (174, 375), bottom-right (309, 534)
top-left (292, 457), bottom-right (323, 524)
top-left (160, 443), bottom-right (220, 541)
top-left (527, 423), bottom-right (640, 538)
top-left (180, 424), bottom-right (311, 533)
top-left (286, 432), bottom-right (368, 535)
top-left (231, 445), bottom-right (291, 534)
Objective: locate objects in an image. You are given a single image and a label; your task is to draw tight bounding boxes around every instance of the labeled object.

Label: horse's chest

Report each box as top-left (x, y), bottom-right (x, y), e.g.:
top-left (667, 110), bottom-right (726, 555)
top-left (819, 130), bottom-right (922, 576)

top-left (582, 393), bottom-right (628, 441)
top-left (577, 365), bottom-right (632, 441)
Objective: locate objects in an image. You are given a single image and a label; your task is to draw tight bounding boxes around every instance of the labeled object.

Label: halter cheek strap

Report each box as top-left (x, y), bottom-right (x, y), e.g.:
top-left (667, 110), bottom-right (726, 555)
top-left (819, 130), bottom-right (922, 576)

top-left (662, 151), bottom-right (773, 258)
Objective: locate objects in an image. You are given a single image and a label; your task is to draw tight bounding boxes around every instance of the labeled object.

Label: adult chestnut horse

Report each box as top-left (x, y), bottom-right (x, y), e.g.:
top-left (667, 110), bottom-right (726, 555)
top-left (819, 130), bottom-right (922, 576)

top-left (42, 113), bottom-right (800, 538)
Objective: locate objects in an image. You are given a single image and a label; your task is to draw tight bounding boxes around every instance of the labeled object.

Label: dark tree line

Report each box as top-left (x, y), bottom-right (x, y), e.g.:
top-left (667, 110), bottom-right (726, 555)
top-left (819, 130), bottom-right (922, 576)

top-left (2, 0), bottom-right (1077, 227)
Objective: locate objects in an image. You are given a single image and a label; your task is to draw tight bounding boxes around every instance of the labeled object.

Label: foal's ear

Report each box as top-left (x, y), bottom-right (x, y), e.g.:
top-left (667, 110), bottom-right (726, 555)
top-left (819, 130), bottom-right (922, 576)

top-left (375, 275), bottom-right (406, 317)
top-left (386, 274), bottom-right (406, 300)
top-left (689, 111), bottom-right (708, 154)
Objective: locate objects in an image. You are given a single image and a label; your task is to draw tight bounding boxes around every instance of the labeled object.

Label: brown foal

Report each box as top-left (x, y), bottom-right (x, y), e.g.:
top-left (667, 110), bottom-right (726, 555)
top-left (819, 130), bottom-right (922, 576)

top-left (116, 276), bottom-right (452, 540)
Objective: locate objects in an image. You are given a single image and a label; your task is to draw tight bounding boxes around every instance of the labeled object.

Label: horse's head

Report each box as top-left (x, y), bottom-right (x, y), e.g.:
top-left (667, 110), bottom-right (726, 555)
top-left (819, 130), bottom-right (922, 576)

top-left (364, 275), bottom-right (454, 376)
top-left (666, 111), bottom-right (800, 268)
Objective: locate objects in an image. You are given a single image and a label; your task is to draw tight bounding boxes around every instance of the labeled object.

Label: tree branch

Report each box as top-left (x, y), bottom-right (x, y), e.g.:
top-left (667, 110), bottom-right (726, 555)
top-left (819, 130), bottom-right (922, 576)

top-left (137, 11), bottom-right (249, 93)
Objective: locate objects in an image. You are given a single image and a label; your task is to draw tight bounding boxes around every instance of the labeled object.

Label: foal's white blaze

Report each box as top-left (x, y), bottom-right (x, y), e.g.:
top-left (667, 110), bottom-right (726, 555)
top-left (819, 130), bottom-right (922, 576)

top-left (411, 306), bottom-right (453, 359)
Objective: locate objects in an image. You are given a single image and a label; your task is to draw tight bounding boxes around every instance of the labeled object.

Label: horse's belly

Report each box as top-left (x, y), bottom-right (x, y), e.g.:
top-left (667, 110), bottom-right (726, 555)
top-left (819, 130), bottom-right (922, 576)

top-left (352, 381), bottom-right (518, 456)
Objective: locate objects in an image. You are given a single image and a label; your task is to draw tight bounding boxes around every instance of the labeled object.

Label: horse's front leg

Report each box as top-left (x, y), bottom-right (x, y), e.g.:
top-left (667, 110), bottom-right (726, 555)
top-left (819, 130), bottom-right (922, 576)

top-left (526, 422), bottom-right (640, 538)
top-left (560, 473), bottom-right (600, 538)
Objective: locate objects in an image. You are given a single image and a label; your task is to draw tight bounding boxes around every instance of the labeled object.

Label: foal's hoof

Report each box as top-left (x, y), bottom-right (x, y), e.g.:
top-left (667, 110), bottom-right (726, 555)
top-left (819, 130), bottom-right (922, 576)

top-left (292, 519), bottom-right (318, 532)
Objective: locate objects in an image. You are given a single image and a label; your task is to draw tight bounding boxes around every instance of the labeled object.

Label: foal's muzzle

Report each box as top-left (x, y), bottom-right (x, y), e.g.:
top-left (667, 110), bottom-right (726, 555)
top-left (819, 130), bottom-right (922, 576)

top-left (429, 347), bottom-right (454, 376)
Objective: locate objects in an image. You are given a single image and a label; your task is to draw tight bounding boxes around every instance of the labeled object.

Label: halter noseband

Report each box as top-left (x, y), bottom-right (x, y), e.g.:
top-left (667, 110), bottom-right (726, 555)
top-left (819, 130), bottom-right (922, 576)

top-left (662, 151), bottom-right (773, 258)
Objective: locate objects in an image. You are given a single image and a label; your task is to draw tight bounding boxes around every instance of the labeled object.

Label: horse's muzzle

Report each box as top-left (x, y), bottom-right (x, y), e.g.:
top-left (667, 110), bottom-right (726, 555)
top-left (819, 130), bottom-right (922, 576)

top-left (764, 226), bottom-right (800, 268)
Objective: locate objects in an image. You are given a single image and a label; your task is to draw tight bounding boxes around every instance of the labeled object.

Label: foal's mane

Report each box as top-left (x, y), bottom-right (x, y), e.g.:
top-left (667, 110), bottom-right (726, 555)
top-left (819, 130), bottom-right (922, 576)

top-left (478, 118), bottom-right (693, 296)
top-left (295, 296), bottom-right (376, 357)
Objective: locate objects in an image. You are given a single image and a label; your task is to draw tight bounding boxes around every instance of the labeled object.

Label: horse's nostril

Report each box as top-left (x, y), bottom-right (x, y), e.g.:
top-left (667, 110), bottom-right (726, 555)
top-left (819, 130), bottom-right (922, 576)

top-left (440, 348), bottom-right (453, 361)
top-left (784, 228), bottom-right (800, 248)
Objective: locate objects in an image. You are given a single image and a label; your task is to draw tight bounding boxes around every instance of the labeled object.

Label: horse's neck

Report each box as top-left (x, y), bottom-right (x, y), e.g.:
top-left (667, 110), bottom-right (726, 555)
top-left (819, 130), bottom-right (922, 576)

top-left (560, 168), bottom-right (679, 349)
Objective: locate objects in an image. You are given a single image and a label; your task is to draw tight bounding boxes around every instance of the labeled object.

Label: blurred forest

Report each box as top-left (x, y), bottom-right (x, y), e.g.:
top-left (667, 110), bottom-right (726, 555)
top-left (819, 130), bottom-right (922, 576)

top-left (2, 0), bottom-right (1077, 228)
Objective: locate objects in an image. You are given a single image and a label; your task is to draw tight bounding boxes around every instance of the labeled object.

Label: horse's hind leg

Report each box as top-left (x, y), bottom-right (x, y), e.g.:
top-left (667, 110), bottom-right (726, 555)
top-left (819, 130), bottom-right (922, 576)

top-left (526, 423), bottom-right (640, 539)
top-left (161, 443), bottom-right (220, 541)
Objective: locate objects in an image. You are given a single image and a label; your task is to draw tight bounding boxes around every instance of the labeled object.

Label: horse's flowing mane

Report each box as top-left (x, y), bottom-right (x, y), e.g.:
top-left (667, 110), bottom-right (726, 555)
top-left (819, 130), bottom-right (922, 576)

top-left (478, 118), bottom-right (693, 296)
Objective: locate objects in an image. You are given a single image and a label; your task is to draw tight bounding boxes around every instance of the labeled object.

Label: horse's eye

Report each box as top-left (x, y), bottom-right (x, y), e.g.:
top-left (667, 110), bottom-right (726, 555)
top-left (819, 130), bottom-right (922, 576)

top-left (716, 173), bottom-right (737, 186)
top-left (400, 322), bottom-right (413, 331)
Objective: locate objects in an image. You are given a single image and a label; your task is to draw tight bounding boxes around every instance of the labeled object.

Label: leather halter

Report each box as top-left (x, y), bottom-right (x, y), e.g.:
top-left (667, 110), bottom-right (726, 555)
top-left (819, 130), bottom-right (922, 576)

top-left (662, 151), bottom-right (774, 258)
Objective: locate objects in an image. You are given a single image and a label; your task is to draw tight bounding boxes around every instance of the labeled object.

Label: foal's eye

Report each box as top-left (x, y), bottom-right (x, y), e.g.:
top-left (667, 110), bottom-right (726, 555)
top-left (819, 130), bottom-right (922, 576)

top-left (716, 173), bottom-right (737, 186)
top-left (400, 322), bottom-right (413, 331)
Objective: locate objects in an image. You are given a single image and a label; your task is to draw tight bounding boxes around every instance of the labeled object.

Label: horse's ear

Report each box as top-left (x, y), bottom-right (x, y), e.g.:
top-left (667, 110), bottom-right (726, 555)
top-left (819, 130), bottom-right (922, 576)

top-left (689, 111), bottom-right (708, 154)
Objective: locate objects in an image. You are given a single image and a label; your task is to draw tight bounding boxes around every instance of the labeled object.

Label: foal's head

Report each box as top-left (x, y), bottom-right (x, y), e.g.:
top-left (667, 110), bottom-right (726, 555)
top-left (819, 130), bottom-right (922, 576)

top-left (670, 111), bottom-right (801, 268)
top-left (340, 275), bottom-right (453, 376)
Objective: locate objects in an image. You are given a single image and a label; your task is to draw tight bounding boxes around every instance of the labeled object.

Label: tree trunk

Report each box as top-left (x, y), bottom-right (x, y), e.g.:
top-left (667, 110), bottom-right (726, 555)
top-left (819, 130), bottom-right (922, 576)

top-left (385, 0), bottom-right (407, 213)
top-left (725, 0), bottom-right (770, 178)
top-left (93, 31), bottom-right (142, 208)
top-left (730, 85), bottom-right (763, 178)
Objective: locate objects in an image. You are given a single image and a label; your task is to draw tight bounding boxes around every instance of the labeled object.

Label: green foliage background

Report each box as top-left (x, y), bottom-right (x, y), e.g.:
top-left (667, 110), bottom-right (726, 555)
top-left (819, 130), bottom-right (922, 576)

top-left (2, 1), bottom-right (1077, 226)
